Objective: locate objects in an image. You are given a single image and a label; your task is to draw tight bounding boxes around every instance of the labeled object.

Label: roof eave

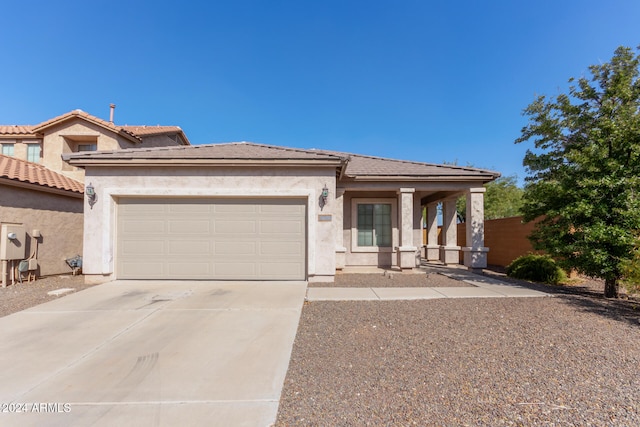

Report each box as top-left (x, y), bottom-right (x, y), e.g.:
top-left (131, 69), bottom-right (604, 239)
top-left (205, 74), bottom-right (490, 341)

top-left (345, 174), bottom-right (500, 182)
top-left (64, 158), bottom-right (344, 168)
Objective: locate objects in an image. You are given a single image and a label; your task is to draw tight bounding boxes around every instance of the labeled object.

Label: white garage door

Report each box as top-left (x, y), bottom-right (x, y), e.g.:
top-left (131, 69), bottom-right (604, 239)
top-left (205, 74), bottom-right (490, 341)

top-left (116, 198), bottom-right (307, 280)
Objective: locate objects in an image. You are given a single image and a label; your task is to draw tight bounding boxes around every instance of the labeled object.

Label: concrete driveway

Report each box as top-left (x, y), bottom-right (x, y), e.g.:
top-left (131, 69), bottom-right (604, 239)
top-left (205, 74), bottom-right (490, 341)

top-left (0, 280), bottom-right (307, 427)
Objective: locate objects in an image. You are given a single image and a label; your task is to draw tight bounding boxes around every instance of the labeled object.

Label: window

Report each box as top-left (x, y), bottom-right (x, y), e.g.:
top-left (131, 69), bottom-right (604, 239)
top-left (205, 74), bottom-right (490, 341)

top-left (1, 143), bottom-right (14, 156)
top-left (77, 143), bottom-right (97, 152)
top-left (27, 144), bottom-right (41, 163)
top-left (357, 203), bottom-right (392, 247)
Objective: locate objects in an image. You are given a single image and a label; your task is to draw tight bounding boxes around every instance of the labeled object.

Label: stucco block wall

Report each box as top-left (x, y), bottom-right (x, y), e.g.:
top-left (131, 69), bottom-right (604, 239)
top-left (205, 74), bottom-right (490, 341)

top-left (452, 216), bottom-right (541, 267)
top-left (0, 185), bottom-right (83, 276)
top-left (82, 166), bottom-right (337, 282)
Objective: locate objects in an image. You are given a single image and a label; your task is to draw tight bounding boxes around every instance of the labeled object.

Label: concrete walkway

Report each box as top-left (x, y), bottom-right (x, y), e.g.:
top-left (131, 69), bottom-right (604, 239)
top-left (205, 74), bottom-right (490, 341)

top-left (306, 269), bottom-right (550, 301)
top-left (0, 280), bottom-right (307, 427)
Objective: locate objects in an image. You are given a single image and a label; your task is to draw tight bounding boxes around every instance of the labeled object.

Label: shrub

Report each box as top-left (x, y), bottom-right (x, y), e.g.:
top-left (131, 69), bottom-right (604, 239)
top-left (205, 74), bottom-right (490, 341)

top-left (621, 240), bottom-right (640, 295)
top-left (506, 254), bottom-right (567, 285)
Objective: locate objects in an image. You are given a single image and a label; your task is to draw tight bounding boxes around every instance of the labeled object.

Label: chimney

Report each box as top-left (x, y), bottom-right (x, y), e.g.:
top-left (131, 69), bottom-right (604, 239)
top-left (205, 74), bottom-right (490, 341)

top-left (109, 103), bottom-right (116, 123)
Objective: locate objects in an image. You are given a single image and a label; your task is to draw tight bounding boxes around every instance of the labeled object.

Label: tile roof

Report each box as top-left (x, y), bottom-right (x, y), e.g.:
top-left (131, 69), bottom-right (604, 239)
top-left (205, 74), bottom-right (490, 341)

top-left (310, 149), bottom-right (499, 178)
top-left (121, 125), bottom-right (190, 145)
top-left (63, 142), bottom-right (500, 180)
top-left (30, 109), bottom-right (141, 143)
top-left (64, 142), bottom-right (345, 161)
top-left (0, 125), bottom-right (36, 136)
top-left (121, 125), bottom-right (183, 136)
top-left (0, 154), bottom-right (84, 194)
top-left (0, 111), bottom-right (190, 145)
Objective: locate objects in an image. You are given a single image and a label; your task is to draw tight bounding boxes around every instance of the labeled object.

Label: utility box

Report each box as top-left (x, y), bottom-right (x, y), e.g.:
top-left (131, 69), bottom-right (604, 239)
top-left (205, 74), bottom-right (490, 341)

top-left (1, 224), bottom-right (27, 260)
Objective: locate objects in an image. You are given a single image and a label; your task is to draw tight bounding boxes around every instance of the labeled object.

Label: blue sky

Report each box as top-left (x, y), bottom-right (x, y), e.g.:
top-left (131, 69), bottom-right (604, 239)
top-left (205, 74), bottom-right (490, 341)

top-left (1, 1), bottom-right (639, 183)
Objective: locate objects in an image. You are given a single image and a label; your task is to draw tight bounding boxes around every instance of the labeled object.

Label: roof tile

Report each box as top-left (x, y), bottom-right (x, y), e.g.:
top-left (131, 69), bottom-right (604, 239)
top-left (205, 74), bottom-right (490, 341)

top-left (63, 142), bottom-right (500, 179)
top-left (0, 155), bottom-right (84, 194)
top-left (0, 125), bottom-right (36, 136)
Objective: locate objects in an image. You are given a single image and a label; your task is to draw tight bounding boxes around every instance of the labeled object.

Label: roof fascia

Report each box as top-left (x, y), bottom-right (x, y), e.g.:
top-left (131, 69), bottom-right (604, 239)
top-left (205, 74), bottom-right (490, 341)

top-left (63, 158), bottom-right (344, 168)
top-left (0, 177), bottom-right (83, 198)
top-left (345, 174), bottom-right (499, 182)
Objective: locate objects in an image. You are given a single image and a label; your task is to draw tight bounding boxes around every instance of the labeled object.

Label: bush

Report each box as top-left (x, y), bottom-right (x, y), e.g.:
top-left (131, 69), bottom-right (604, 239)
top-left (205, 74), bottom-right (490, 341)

top-left (506, 254), bottom-right (567, 285)
top-left (621, 241), bottom-right (640, 295)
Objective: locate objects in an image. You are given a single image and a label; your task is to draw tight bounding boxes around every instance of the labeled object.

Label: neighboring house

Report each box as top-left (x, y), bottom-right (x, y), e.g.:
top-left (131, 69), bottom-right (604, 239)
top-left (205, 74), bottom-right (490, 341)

top-left (0, 154), bottom-right (84, 283)
top-left (0, 108), bottom-right (190, 183)
top-left (64, 142), bottom-right (500, 284)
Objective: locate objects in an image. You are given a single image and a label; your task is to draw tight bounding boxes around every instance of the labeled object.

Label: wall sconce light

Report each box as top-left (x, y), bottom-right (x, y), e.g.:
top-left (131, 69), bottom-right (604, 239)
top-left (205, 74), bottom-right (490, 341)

top-left (320, 184), bottom-right (329, 210)
top-left (86, 182), bottom-right (97, 209)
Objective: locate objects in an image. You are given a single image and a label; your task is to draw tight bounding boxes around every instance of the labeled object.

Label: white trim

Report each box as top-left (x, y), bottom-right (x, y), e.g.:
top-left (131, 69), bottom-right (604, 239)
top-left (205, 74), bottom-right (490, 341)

top-left (350, 197), bottom-right (398, 253)
top-left (100, 187), bottom-right (316, 278)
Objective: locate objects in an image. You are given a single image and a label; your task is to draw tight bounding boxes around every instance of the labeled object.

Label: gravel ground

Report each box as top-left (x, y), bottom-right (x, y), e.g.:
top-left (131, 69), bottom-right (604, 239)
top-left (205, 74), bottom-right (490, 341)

top-left (0, 274), bottom-right (95, 318)
top-left (277, 271), bottom-right (640, 426)
top-left (313, 268), bottom-right (475, 288)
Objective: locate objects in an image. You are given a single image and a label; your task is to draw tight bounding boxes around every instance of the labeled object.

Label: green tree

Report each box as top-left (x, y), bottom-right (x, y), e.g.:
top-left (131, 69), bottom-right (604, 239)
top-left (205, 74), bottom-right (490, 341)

top-left (457, 175), bottom-right (524, 221)
top-left (516, 46), bottom-right (640, 298)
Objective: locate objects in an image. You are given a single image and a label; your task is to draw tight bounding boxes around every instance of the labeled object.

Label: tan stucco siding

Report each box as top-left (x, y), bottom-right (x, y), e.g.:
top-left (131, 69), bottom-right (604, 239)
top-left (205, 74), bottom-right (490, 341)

top-left (42, 119), bottom-right (138, 182)
top-left (0, 185), bottom-right (83, 276)
top-left (82, 166), bottom-right (337, 282)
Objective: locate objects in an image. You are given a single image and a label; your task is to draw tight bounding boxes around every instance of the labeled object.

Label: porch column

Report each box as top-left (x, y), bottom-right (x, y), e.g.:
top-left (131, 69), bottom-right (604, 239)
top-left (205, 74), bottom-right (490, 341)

top-left (425, 202), bottom-right (440, 261)
top-left (440, 198), bottom-right (460, 264)
top-left (463, 187), bottom-right (489, 271)
top-left (335, 187), bottom-right (346, 270)
top-left (396, 188), bottom-right (418, 270)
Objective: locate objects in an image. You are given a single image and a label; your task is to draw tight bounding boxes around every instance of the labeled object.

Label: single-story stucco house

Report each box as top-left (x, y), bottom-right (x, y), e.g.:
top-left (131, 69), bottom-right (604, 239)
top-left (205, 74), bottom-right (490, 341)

top-left (63, 142), bottom-right (499, 283)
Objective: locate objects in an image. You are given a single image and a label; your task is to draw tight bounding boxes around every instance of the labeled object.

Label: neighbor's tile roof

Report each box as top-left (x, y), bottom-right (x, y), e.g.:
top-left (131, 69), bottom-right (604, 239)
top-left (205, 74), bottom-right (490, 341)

top-left (0, 111), bottom-right (189, 145)
top-left (122, 125), bottom-right (183, 136)
top-left (121, 125), bottom-right (191, 145)
top-left (31, 110), bottom-right (140, 142)
top-left (0, 125), bottom-right (36, 136)
top-left (0, 154), bottom-right (83, 194)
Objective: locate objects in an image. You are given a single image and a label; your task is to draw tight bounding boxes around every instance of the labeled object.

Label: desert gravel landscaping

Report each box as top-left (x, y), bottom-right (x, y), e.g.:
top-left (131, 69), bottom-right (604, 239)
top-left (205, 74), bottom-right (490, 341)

top-left (277, 271), bottom-right (640, 426)
top-left (2, 268), bottom-right (639, 425)
top-left (0, 274), bottom-right (94, 318)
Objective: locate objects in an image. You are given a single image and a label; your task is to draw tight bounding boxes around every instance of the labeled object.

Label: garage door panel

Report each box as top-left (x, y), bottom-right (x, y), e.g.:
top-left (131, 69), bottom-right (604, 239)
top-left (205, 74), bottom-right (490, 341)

top-left (119, 202), bottom-right (166, 214)
top-left (259, 241), bottom-right (304, 256)
top-left (215, 241), bottom-right (258, 256)
top-left (215, 262), bottom-right (256, 277)
top-left (214, 203), bottom-right (258, 213)
top-left (120, 240), bottom-right (166, 255)
top-left (168, 203), bottom-right (211, 213)
top-left (215, 220), bottom-right (257, 234)
top-left (259, 219), bottom-right (303, 234)
top-left (168, 220), bottom-right (211, 234)
top-left (168, 240), bottom-right (211, 255)
top-left (122, 220), bottom-right (166, 234)
top-left (119, 261), bottom-right (166, 277)
top-left (117, 198), bottom-right (306, 280)
top-left (166, 263), bottom-right (212, 277)
top-left (259, 263), bottom-right (303, 277)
